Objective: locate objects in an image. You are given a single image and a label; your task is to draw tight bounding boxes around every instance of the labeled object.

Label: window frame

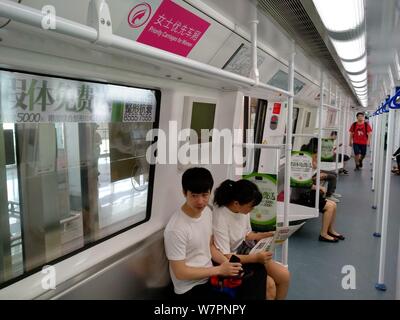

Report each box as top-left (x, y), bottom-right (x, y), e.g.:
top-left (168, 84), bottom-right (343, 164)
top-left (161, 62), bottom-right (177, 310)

top-left (0, 67), bottom-right (161, 289)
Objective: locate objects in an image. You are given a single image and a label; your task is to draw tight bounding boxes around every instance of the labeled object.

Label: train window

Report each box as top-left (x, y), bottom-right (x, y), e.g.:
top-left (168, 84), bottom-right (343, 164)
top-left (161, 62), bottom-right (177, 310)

top-left (0, 69), bottom-right (160, 287)
top-left (267, 70), bottom-right (305, 95)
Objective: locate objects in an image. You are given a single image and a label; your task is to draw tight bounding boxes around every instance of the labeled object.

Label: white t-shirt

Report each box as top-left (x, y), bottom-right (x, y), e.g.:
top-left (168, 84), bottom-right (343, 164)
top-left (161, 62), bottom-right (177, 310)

top-left (164, 207), bottom-right (213, 294)
top-left (213, 206), bottom-right (252, 254)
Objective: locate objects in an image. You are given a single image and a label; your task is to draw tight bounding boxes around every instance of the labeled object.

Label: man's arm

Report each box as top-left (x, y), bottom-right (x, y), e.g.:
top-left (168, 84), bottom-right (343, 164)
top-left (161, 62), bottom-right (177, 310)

top-left (169, 260), bottom-right (242, 281)
top-left (349, 132), bottom-right (354, 146)
top-left (367, 132), bottom-right (372, 145)
top-left (210, 236), bottom-right (228, 265)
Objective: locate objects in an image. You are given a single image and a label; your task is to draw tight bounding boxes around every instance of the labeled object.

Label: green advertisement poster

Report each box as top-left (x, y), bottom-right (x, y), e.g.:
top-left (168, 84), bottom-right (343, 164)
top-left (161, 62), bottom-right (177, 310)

top-left (321, 138), bottom-right (335, 162)
top-left (290, 151), bottom-right (313, 187)
top-left (244, 173), bottom-right (277, 232)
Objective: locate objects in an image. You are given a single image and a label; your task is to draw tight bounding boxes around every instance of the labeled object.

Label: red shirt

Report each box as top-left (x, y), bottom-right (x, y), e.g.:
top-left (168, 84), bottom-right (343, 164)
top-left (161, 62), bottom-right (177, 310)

top-left (349, 122), bottom-right (372, 145)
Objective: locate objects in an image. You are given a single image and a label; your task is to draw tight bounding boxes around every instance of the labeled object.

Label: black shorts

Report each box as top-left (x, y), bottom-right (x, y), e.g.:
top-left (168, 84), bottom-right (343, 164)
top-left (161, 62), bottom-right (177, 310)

top-left (353, 143), bottom-right (367, 156)
top-left (336, 154), bottom-right (350, 162)
top-left (175, 263), bottom-right (266, 300)
top-left (292, 189), bottom-right (327, 213)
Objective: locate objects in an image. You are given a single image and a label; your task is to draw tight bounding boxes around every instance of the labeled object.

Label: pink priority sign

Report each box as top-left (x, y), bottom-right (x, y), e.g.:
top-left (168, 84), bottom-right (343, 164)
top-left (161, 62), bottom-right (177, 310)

top-left (136, 0), bottom-right (211, 57)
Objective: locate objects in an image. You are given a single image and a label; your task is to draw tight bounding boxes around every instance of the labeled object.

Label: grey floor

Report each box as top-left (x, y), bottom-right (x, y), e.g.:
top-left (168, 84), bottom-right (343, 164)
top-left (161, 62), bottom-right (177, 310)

top-left (282, 159), bottom-right (400, 300)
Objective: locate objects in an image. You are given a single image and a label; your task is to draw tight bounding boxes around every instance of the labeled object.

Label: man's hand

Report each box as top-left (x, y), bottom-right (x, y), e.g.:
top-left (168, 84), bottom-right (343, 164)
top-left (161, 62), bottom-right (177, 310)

top-left (218, 261), bottom-right (242, 277)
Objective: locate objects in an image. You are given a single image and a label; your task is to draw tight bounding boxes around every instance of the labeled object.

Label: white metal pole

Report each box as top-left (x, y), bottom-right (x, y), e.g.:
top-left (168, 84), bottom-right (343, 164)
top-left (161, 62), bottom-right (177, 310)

top-left (335, 91), bottom-right (341, 176)
top-left (376, 102), bottom-right (395, 290)
top-left (376, 68), bottom-right (396, 289)
top-left (342, 100), bottom-right (348, 169)
top-left (249, 4), bottom-right (259, 86)
top-left (371, 116), bottom-right (379, 191)
top-left (316, 71), bottom-right (323, 210)
top-left (371, 115), bottom-right (380, 192)
top-left (282, 41), bottom-right (296, 266)
top-left (375, 114), bottom-right (385, 235)
top-left (373, 111), bottom-right (382, 208)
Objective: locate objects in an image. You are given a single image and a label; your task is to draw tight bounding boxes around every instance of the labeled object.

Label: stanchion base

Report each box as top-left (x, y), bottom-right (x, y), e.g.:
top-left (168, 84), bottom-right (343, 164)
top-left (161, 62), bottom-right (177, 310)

top-left (372, 205), bottom-right (377, 209)
top-left (375, 283), bottom-right (387, 291)
top-left (373, 232), bottom-right (381, 238)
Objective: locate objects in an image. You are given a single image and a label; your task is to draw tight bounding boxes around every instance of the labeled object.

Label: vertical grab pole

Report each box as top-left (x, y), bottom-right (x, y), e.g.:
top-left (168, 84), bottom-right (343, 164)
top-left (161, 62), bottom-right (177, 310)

top-left (373, 114), bottom-right (382, 210)
top-left (371, 115), bottom-right (379, 191)
top-left (282, 40), bottom-right (295, 266)
top-left (376, 69), bottom-right (396, 290)
top-left (249, 4), bottom-right (259, 86)
top-left (375, 114), bottom-right (385, 236)
top-left (335, 91), bottom-right (341, 177)
top-left (315, 70), bottom-right (323, 211)
top-left (341, 100), bottom-right (346, 170)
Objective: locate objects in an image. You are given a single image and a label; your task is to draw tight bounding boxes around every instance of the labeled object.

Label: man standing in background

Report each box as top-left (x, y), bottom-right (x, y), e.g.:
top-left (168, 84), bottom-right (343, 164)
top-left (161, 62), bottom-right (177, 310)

top-left (349, 112), bottom-right (372, 170)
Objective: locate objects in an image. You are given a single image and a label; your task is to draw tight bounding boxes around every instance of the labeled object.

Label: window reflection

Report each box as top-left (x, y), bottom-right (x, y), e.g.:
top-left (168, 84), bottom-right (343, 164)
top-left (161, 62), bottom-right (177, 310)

top-left (1, 113), bottom-right (156, 286)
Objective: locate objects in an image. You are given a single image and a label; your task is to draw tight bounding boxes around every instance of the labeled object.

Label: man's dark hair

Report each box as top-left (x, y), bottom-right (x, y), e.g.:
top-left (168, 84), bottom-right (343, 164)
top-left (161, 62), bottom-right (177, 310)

top-left (356, 112), bottom-right (365, 117)
top-left (330, 131), bottom-right (338, 137)
top-left (182, 167), bottom-right (214, 194)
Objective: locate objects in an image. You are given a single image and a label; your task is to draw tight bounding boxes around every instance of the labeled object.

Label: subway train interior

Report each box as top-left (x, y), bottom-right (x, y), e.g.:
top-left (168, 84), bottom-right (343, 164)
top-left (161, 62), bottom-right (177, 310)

top-left (0, 0), bottom-right (400, 300)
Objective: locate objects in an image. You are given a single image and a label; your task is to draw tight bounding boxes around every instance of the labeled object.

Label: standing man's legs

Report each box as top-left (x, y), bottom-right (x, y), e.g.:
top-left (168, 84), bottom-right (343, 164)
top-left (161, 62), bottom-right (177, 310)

top-left (359, 145), bottom-right (367, 168)
top-left (353, 144), bottom-right (361, 170)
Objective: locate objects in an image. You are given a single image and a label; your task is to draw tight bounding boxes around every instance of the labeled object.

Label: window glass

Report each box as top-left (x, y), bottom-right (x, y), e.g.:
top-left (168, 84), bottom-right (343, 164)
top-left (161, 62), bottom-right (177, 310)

top-left (0, 70), bottom-right (159, 286)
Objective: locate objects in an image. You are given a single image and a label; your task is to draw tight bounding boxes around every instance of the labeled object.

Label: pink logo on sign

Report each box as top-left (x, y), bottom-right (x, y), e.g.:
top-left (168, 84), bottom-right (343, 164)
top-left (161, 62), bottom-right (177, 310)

top-left (136, 0), bottom-right (210, 57)
top-left (128, 3), bottom-right (152, 29)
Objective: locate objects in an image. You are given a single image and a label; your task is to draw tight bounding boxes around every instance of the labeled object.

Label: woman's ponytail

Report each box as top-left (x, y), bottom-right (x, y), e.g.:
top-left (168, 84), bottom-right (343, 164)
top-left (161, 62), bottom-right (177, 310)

top-left (214, 179), bottom-right (236, 207)
top-left (214, 179), bottom-right (262, 207)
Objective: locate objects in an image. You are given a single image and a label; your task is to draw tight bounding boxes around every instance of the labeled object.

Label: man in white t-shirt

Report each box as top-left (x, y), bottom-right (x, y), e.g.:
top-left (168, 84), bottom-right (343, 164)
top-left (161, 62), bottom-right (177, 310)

top-left (164, 167), bottom-right (242, 299)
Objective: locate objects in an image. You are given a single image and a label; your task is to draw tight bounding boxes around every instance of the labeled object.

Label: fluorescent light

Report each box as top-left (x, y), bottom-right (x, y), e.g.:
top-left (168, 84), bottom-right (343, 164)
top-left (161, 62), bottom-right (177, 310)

top-left (314, 0), bottom-right (368, 106)
top-left (348, 71), bottom-right (367, 83)
top-left (313, 0), bottom-right (364, 32)
top-left (342, 56), bottom-right (367, 73)
top-left (331, 35), bottom-right (366, 61)
top-left (352, 79), bottom-right (368, 87)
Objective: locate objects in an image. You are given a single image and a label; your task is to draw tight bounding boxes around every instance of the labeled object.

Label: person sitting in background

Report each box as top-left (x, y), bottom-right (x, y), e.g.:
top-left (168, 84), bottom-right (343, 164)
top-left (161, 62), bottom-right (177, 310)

top-left (330, 131), bottom-right (350, 175)
top-left (301, 138), bottom-right (341, 203)
top-left (213, 179), bottom-right (290, 300)
top-left (392, 147), bottom-right (400, 175)
top-left (292, 185), bottom-right (344, 243)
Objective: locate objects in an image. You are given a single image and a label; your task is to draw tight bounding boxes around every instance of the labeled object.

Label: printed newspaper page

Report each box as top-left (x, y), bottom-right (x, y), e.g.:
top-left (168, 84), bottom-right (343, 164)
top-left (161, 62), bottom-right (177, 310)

top-left (249, 222), bottom-right (306, 254)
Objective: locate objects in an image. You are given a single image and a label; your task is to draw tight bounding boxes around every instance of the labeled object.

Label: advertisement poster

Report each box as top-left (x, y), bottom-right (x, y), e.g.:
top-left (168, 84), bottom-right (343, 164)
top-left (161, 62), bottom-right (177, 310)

top-left (290, 151), bottom-right (313, 187)
top-left (0, 70), bottom-right (157, 123)
top-left (244, 173), bottom-right (277, 232)
top-left (321, 138), bottom-right (335, 162)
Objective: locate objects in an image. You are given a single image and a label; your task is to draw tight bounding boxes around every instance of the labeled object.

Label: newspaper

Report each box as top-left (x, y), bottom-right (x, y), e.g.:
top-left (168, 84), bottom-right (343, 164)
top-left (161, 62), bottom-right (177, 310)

top-left (249, 222), bottom-right (306, 254)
